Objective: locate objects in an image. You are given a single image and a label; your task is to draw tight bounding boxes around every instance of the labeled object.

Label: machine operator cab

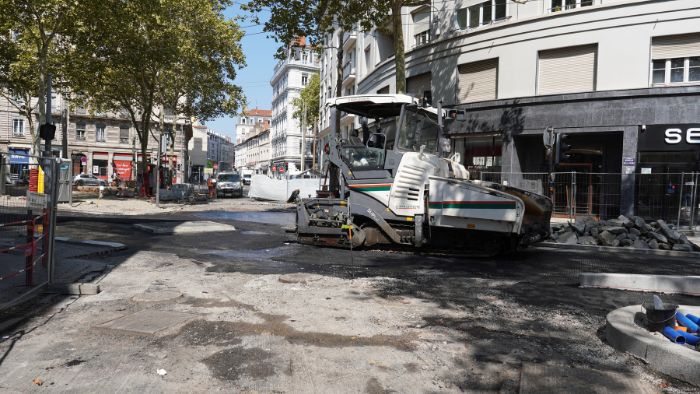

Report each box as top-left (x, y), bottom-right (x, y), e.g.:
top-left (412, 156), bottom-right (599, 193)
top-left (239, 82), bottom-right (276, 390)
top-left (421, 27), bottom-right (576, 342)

top-left (329, 94), bottom-right (451, 175)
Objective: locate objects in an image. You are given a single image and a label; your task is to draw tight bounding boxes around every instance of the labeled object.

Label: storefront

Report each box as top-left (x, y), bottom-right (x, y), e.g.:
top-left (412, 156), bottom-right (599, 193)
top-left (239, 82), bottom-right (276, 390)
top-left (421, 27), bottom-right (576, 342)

top-left (92, 152), bottom-right (109, 180)
top-left (72, 153), bottom-right (87, 175)
top-left (636, 124), bottom-right (700, 223)
top-left (8, 148), bottom-right (29, 182)
top-left (112, 153), bottom-right (133, 182)
top-left (451, 132), bottom-right (502, 178)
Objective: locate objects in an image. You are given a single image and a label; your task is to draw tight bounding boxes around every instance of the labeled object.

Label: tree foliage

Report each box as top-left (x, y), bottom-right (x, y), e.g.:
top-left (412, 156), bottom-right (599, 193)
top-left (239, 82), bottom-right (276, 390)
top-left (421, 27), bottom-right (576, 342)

top-left (292, 73), bottom-right (320, 126)
top-left (67, 0), bottom-right (246, 186)
top-left (0, 0), bottom-right (76, 156)
top-left (244, 0), bottom-right (426, 93)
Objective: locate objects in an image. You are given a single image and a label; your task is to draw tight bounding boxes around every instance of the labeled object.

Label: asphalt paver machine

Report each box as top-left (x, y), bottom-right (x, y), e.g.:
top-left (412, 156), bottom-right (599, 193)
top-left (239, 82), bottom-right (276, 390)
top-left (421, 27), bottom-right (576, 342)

top-left (295, 94), bottom-right (552, 254)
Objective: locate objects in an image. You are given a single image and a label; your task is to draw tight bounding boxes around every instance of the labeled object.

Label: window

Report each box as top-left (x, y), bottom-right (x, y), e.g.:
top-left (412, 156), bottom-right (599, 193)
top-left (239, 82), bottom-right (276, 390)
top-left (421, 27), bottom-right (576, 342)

top-left (459, 0), bottom-right (507, 30)
top-left (76, 122), bottom-right (86, 140)
top-left (651, 57), bottom-right (700, 85)
top-left (12, 119), bottom-right (24, 137)
top-left (550, 0), bottom-right (593, 12)
top-left (652, 60), bottom-right (666, 84)
top-left (119, 126), bottom-right (129, 143)
top-left (538, 45), bottom-right (597, 95)
top-left (96, 125), bottom-right (106, 142)
top-left (414, 31), bottom-right (429, 47)
top-left (301, 73), bottom-right (308, 86)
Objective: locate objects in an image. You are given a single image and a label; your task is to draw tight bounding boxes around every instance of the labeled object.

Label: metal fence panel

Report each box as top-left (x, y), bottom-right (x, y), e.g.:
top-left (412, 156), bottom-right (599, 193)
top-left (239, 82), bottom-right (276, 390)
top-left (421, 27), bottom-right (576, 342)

top-left (0, 152), bottom-right (59, 310)
top-left (480, 171), bottom-right (698, 228)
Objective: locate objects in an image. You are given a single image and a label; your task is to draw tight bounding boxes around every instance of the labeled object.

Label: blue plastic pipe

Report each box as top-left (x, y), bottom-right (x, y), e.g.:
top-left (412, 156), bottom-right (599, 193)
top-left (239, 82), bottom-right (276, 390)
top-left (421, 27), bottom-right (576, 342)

top-left (663, 326), bottom-right (686, 344)
top-left (675, 311), bottom-right (699, 332)
top-left (686, 314), bottom-right (700, 325)
top-left (677, 331), bottom-right (700, 346)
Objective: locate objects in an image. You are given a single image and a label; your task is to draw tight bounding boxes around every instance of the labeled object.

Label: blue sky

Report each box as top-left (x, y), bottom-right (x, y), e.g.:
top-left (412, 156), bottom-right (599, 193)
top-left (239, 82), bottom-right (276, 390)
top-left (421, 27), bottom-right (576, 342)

top-left (203, 5), bottom-right (278, 139)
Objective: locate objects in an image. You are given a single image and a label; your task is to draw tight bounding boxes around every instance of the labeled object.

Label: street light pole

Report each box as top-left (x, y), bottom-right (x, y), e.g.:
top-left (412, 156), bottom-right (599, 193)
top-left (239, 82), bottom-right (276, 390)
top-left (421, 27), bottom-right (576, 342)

top-left (301, 102), bottom-right (306, 172)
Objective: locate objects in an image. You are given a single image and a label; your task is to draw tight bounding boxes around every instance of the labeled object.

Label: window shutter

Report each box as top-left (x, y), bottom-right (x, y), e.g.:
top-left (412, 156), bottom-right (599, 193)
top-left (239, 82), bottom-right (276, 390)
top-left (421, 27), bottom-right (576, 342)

top-left (652, 33), bottom-right (700, 60)
top-left (538, 44), bottom-right (597, 95)
top-left (457, 58), bottom-right (498, 103)
top-left (406, 72), bottom-right (432, 96)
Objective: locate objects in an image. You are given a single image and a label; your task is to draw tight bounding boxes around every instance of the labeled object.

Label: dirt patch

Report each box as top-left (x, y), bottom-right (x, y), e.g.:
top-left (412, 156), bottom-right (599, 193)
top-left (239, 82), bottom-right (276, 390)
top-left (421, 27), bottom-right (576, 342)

top-left (181, 296), bottom-right (256, 311)
top-left (203, 347), bottom-right (275, 382)
top-left (365, 377), bottom-right (395, 394)
top-left (176, 320), bottom-right (243, 347)
top-left (63, 359), bottom-right (85, 367)
top-left (226, 312), bottom-right (415, 350)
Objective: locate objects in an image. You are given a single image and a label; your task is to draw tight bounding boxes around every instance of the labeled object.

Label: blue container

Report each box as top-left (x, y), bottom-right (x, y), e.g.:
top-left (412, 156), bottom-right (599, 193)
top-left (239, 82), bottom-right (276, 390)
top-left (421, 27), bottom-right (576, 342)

top-left (676, 311), bottom-right (699, 333)
top-left (677, 331), bottom-right (700, 346)
top-left (686, 314), bottom-right (700, 325)
top-left (662, 326), bottom-right (686, 344)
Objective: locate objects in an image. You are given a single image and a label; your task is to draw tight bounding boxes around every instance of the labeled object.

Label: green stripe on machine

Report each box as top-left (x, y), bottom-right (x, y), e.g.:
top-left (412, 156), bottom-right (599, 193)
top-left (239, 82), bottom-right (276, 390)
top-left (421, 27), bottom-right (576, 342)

top-left (429, 201), bottom-right (516, 209)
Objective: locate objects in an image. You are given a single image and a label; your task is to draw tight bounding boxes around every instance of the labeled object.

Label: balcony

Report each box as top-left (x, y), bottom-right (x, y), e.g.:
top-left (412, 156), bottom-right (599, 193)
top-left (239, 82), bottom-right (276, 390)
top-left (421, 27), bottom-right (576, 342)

top-left (342, 62), bottom-right (356, 86)
top-left (342, 32), bottom-right (357, 51)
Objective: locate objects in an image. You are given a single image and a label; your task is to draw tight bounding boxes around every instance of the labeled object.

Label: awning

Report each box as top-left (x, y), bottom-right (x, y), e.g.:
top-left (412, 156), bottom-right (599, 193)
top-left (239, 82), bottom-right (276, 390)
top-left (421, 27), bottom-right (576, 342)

top-left (93, 152), bottom-right (109, 161)
top-left (113, 153), bottom-right (133, 161)
top-left (8, 148), bottom-right (29, 164)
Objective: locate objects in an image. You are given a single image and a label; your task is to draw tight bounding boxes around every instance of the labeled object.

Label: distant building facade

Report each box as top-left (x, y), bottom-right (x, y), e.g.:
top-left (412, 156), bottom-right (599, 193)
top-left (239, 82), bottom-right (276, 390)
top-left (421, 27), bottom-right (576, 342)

top-left (0, 95), bottom-right (185, 184)
top-left (234, 108), bottom-right (271, 145)
top-left (270, 40), bottom-right (319, 175)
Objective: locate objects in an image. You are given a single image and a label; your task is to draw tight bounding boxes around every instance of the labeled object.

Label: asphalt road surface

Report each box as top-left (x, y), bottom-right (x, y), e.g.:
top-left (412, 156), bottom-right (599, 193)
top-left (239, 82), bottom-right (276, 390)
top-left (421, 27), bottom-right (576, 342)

top-left (1, 209), bottom-right (698, 393)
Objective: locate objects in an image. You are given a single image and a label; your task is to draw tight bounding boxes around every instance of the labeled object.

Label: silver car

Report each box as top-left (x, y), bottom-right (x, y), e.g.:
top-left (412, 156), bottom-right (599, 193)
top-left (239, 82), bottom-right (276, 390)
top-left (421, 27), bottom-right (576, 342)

top-left (216, 172), bottom-right (243, 198)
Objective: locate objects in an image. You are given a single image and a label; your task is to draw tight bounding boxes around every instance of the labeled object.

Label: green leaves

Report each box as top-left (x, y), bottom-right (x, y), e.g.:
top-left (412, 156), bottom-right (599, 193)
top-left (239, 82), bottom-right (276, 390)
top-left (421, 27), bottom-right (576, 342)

top-left (292, 73), bottom-right (319, 124)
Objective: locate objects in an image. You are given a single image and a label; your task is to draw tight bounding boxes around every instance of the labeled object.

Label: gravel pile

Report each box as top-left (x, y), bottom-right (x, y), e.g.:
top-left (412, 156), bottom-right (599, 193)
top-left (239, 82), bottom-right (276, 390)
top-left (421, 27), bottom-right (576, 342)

top-left (550, 215), bottom-right (699, 251)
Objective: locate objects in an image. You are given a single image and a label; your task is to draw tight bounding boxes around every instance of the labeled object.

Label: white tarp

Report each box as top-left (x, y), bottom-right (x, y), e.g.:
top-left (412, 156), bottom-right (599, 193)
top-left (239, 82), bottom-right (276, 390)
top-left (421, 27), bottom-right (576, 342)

top-left (248, 175), bottom-right (321, 201)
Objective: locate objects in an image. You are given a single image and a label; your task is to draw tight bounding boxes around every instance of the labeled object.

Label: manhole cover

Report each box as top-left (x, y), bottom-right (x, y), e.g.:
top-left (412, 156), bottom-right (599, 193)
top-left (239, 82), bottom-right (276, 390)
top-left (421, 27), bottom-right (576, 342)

top-left (96, 310), bottom-right (196, 335)
top-left (132, 290), bottom-right (183, 303)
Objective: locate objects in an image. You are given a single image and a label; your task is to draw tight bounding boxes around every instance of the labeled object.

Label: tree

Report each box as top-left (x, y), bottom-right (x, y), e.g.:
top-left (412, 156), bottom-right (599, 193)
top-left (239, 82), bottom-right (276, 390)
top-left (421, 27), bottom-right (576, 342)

top-left (292, 73), bottom-right (320, 169)
top-left (244, 0), bottom-right (426, 94)
top-left (0, 0), bottom-right (75, 157)
top-left (67, 0), bottom-right (246, 191)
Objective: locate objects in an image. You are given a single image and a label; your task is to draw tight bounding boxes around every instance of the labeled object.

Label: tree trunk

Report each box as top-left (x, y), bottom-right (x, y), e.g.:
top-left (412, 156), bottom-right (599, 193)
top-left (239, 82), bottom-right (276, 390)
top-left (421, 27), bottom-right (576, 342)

top-left (392, 0), bottom-right (406, 94)
top-left (334, 29), bottom-right (344, 138)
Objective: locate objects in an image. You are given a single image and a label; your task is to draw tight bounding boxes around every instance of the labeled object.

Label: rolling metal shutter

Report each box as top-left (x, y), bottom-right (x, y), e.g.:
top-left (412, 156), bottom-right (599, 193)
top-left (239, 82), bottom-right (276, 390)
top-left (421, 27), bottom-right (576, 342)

top-left (652, 33), bottom-right (700, 60)
top-left (406, 72), bottom-right (432, 96)
top-left (537, 44), bottom-right (597, 95)
top-left (457, 58), bottom-right (498, 103)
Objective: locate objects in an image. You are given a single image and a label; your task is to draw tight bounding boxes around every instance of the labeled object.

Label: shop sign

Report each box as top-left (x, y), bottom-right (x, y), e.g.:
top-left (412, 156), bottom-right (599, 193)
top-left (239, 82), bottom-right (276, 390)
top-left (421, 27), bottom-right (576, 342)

top-left (92, 165), bottom-right (99, 174)
top-left (8, 148), bottom-right (29, 164)
top-left (638, 124), bottom-right (700, 151)
top-left (641, 168), bottom-right (652, 174)
top-left (623, 157), bottom-right (635, 166)
top-left (27, 191), bottom-right (47, 211)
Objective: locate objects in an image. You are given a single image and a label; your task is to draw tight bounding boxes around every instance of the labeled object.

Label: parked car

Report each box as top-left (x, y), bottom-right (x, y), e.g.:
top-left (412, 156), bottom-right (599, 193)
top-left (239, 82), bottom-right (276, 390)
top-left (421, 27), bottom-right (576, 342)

top-left (73, 173), bottom-right (106, 187)
top-left (242, 173), bottom-right (252, 185)
top-left (216, 172), bottom-right (243, 198)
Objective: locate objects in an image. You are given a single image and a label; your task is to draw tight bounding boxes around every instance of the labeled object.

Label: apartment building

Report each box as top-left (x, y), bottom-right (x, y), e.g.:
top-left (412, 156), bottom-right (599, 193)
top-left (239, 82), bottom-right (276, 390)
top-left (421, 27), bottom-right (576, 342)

top-left (0, 96), bottom-right (185, 184)
top-left (207, 130), bottom-right (234, 172)
top-left (234, 108), bottom-right (272, 145)
top-left (270, 41), bottom-right (319, 175)
top-left (318, 0), bottom-right (700, 218)
top-left (235, 126), bottom-right (271, 174)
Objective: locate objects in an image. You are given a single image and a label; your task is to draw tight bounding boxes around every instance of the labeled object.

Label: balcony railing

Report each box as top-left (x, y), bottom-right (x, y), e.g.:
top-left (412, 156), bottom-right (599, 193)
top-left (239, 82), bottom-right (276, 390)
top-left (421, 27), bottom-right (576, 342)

top-left (342, 32), bottom-right (357, 51)
top-left (342, 62), bottom-right (356, 85)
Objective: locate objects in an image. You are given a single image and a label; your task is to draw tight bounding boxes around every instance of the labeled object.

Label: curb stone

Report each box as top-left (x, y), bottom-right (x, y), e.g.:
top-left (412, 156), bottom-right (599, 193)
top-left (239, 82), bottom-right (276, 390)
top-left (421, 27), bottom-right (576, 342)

top-left (606, 305), bottom-right (700, 386)
top-left (537, 241), bottom-right (700, 258)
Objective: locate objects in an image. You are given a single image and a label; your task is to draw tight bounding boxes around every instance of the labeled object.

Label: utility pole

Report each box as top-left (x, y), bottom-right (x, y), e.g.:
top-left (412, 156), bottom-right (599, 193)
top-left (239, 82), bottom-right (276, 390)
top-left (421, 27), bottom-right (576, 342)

top-left (301, 102), bottom-right (306, 172)
top-left (156, 105), bottom-right (164, 207)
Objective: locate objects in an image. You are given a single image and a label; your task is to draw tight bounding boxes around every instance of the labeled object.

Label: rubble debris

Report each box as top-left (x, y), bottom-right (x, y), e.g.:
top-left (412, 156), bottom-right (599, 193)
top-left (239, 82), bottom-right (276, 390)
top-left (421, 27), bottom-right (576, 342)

top-left (550, 215), bottom-right (700, 251)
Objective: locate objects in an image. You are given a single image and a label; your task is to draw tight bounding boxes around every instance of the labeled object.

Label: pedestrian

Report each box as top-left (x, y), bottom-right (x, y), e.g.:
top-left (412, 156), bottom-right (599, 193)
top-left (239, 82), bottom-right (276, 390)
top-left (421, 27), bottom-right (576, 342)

top-left (207, 175), bottom-right (215, 199)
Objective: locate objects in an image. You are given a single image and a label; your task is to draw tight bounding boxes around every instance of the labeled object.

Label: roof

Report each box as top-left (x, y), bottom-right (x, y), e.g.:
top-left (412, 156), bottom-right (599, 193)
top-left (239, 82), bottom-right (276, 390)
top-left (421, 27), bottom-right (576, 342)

top-left (327, 94), bottom-right (419, 118)
top-left (244, 108), bottom-right (272, 117)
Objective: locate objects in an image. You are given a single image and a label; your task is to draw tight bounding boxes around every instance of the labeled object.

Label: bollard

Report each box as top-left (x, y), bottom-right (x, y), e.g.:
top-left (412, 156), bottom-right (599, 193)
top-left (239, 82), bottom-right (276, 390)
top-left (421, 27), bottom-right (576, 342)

top-left (25, 209), bottom-right (34, 286)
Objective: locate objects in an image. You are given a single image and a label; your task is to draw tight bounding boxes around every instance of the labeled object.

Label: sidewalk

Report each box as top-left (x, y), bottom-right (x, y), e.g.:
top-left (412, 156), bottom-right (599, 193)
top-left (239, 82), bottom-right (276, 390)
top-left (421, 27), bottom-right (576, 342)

top-left (0, 236), bottom-right (123, 309)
